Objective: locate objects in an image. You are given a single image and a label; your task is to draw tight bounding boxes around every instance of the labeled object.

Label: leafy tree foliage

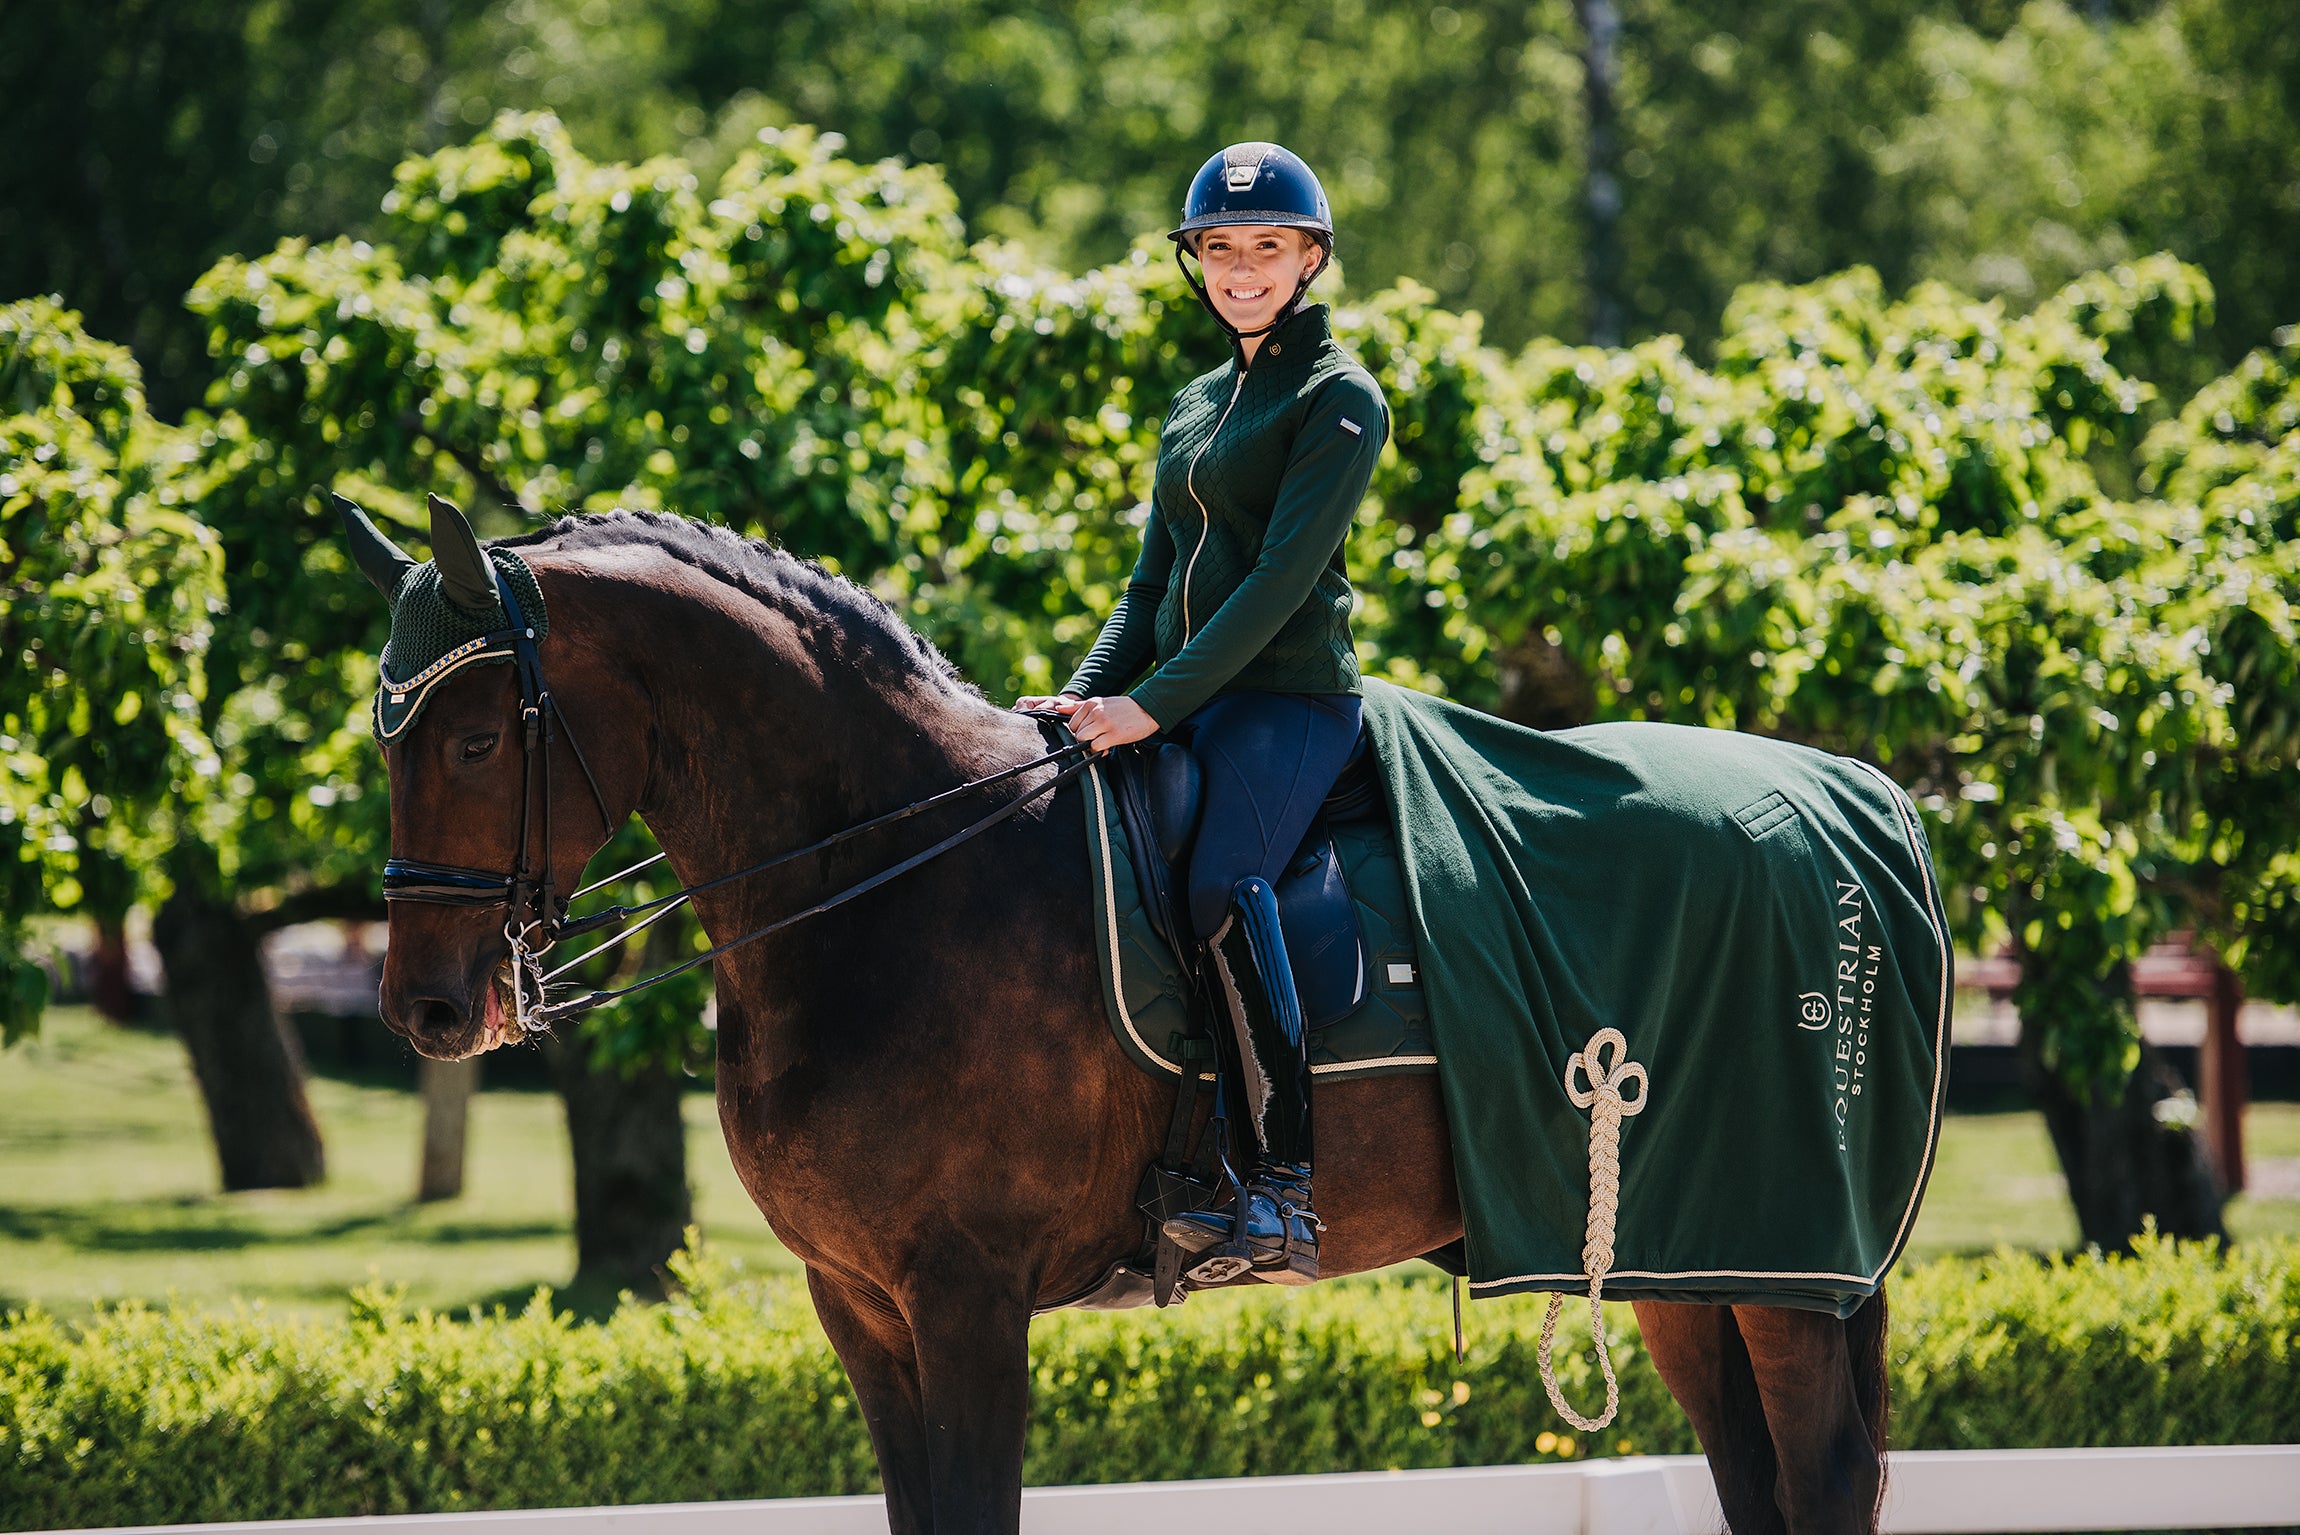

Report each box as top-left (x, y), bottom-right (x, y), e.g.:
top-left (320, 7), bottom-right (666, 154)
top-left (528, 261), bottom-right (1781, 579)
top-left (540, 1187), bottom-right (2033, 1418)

top-left (10, 0), bottom-right (2298, 424)
top-left (1878, 1), bottom-right (2300, 383)
top-left (0, 0), bottom-right (694, 414)
top-left (0, 301), bottom-right (223, 1042)
top-left (1379, 254), bottom-right (2297, 1241)
top-left (19, 105), bottom-right (2294, 1239)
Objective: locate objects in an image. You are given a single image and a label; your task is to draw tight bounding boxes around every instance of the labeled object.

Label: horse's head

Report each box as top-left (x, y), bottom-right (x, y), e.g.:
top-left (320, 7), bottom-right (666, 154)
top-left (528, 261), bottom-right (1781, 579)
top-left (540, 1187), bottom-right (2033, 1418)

top-left (341, 493), bottom-right (646, 1060)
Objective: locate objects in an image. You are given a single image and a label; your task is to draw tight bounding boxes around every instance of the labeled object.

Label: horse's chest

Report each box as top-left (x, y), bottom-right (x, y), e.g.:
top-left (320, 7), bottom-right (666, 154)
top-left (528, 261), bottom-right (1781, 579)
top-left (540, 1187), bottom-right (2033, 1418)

top-left (713, 1083), bottom-right (902, 1268)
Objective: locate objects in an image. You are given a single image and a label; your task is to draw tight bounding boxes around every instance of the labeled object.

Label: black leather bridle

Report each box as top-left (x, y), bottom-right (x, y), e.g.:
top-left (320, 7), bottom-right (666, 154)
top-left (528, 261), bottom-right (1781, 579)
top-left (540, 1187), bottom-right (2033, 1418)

top-left (379, 576), bottom-right (623, 1025)
top-left (378, 579), bottom-right (1094, 1031)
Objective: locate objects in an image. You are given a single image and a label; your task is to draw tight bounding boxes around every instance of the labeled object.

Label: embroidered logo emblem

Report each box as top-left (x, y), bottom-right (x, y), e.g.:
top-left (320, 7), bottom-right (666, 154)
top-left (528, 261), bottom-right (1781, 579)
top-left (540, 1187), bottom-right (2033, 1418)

top-left (1804, 876), bottom-right (1880, 1152)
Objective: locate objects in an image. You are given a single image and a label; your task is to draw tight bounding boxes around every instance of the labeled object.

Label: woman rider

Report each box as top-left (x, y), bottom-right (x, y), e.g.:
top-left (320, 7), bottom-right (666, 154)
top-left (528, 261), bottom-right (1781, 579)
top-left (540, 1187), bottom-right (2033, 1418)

top-left (1014, 143), bottom-right (1388, 1285)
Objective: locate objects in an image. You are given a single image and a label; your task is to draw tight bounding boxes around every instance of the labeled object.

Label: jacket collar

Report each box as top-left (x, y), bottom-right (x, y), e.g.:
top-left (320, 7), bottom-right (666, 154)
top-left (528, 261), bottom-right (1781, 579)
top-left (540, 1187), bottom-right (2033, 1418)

top-left (1233, 302), bottom-right (1331, 373)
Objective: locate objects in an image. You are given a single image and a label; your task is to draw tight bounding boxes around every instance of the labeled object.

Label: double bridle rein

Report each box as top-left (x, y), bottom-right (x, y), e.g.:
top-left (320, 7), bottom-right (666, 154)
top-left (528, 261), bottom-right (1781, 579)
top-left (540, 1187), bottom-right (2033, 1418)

top-left (380, 580), bottom-right (1093, 1032)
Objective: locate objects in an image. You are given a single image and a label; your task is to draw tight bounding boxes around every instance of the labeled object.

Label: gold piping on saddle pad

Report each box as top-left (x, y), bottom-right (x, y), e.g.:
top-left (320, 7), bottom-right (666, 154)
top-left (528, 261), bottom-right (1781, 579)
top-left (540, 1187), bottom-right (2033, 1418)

top-left (1537, 1027), bottom-right (1650, 1432)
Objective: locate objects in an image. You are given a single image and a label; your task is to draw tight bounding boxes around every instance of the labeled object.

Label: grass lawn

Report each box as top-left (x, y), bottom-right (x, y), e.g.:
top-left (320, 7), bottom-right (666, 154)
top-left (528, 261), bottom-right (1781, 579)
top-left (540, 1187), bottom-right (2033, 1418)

top-left (4, 1005), bottom-right (2295, 1320)
top-left (0, 1007), bottom-right (798, 1320)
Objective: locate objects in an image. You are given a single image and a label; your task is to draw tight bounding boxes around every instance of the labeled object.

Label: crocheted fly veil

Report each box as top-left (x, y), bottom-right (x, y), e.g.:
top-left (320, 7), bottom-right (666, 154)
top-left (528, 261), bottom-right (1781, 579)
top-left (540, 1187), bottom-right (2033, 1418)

top-left (335, 492), bottom-right (548, 742)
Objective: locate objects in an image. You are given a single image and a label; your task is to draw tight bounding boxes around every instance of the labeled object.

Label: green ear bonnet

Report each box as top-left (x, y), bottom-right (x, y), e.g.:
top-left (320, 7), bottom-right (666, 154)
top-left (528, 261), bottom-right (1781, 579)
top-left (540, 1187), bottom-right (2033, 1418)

top-left (371, 550), bottom-right (549, 743)
top-left (332, 491), bottom-right (551, 744)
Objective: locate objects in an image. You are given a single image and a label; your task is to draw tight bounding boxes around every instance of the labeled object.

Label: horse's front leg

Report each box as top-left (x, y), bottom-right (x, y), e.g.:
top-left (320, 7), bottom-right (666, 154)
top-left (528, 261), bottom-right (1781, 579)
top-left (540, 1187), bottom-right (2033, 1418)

top-left (806, 1268), bottom-right (932, 1535)
top-left (901, 1260), bottom-right (1036, 1535)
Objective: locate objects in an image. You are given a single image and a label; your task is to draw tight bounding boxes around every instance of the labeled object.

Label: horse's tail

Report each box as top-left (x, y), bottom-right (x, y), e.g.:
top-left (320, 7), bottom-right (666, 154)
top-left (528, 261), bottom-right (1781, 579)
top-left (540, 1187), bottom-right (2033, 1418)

top-left (1850, 1284), bottom-right (1892, 1506)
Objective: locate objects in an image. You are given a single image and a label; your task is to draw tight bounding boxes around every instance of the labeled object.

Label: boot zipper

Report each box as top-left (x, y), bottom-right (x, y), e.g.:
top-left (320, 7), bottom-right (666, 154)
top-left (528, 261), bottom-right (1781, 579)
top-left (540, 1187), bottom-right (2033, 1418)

top-left (1181, 370), bottom-right (1247, 638)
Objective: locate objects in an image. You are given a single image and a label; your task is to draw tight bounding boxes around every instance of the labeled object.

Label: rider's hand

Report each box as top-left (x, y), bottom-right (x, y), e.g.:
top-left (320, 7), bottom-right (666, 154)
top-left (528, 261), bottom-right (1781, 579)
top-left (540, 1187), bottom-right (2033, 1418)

top-left (1011, 695), bottom-right (1083, 715)
top-left (1067, 695), bottom-right (1160, 754)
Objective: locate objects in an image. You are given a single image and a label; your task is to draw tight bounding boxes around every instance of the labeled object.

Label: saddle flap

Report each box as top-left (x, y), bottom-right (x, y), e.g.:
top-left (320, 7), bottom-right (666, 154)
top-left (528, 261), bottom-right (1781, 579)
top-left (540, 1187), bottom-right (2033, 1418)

top-left (1274, 817), bottom-right (1365, 1032)
top-left (1147, 743), bottom-right (1203, 867)
top-left (1108, 742), bottom-right (1364, 1032)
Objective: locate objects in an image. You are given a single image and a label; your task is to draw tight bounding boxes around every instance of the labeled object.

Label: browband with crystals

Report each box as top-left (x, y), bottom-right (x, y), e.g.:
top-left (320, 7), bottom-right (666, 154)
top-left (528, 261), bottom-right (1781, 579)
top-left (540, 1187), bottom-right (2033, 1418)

top-left (372, 629), bottom-right (523, 744)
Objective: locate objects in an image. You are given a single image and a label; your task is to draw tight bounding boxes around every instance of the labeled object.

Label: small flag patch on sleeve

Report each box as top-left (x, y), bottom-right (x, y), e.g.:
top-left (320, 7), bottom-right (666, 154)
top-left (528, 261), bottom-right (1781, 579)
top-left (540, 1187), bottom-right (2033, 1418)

top-left (1339, 417), bottom-right (1363, 436)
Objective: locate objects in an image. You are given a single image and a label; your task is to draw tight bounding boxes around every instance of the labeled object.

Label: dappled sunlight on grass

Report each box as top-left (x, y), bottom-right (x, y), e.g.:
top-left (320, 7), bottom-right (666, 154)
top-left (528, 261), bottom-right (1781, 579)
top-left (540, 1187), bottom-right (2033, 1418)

top-left (0, 1007), bottom-right (798, 1319)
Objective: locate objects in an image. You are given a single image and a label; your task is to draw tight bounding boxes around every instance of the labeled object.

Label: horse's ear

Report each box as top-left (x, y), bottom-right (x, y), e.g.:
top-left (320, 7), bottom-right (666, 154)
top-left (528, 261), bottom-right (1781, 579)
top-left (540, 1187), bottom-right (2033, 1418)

top-left (427, 493), bottom-right (501, 616)
top-left (331, 489), bottom-right (417, 600)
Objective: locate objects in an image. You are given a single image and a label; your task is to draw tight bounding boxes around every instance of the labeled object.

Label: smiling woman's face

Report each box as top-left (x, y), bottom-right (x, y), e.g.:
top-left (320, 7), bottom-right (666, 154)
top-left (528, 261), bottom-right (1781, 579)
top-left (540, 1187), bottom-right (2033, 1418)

top-left (1193, 224), bottom-right (1323, 335)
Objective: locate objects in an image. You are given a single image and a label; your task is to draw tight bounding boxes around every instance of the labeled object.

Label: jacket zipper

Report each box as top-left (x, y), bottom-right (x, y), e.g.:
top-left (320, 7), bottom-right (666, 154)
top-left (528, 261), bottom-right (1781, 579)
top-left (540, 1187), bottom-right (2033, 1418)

top-left (1181, 370), bottom-right (1248, 639)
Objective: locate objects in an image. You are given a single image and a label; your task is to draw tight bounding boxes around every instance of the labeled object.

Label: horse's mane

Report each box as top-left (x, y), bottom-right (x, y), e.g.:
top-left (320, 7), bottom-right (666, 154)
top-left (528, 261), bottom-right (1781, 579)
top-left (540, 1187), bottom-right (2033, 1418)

top-left (497, 510), bottom-right (977, 695)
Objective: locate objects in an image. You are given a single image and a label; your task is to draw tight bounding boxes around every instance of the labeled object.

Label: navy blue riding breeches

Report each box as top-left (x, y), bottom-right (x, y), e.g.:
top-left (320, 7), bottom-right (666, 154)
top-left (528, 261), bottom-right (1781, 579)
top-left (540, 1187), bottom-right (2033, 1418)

top-left (1174, 691), bottom-right (1364, 940)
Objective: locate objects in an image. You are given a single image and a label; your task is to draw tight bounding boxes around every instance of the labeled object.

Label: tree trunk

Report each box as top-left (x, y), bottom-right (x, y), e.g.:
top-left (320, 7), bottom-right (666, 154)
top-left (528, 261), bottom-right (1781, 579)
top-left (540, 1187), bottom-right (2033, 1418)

top-left (1574, 0), bottom-right (1626, 347)
top-left (2018, 1012), bottom-right (2226, 1250)
top-left (545, 1037), bottom-right (691, 1296)
top-left (2198, 958), bottom-right (2247, 1194)
top-left (152, 878), bottom-right (327, 1191)
top-left (81, 849), bottom-right (140, 1023)
top-left (417, 1056), bottom-right (480, 1202)
top-left (1496, 627), bottom-right (1598, 731)
top-left (89, 918), bottom-right (137, 1022)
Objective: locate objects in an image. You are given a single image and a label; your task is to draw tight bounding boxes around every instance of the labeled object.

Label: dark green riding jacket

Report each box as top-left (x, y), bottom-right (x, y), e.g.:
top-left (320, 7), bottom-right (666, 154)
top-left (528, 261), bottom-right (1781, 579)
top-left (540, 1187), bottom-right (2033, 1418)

top-left (1062, 303), bottom-right (1389, 727)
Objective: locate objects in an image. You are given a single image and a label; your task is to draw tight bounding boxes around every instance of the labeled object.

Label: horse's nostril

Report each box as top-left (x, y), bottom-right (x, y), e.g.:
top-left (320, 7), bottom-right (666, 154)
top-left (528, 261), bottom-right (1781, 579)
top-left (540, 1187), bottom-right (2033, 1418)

top-left (415, 998), bottom-right (463, 1036)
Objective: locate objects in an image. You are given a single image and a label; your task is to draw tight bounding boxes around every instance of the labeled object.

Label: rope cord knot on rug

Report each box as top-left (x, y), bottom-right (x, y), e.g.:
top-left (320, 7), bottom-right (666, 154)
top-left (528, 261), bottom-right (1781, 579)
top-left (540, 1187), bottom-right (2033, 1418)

top-left (1538, 1027), bottom-right (1649, 1431)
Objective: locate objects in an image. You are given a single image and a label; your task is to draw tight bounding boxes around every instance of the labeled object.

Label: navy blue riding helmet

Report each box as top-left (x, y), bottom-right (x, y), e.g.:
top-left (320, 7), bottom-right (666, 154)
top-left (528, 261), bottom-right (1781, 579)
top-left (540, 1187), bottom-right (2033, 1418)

top-left (1170, 142), bottom-right (1334, 341)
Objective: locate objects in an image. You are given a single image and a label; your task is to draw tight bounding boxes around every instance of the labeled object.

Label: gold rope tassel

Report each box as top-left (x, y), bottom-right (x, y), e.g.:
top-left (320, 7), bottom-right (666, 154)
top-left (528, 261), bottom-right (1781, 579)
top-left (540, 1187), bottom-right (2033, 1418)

top-left (1538, 1027), bottom-right (1649, 1433)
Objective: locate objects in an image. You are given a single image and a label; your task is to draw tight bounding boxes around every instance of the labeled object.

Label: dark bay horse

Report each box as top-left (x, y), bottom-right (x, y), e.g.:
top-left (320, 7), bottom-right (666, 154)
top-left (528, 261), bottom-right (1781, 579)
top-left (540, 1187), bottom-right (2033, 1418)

top-left (369, 508), bottom-right (1887, 1535)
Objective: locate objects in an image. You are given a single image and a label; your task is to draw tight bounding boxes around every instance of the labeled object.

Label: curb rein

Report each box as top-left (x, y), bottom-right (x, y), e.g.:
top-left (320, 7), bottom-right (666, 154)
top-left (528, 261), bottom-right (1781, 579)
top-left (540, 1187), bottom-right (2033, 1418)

top-left (380, 582), bottom-right (1094, 1032)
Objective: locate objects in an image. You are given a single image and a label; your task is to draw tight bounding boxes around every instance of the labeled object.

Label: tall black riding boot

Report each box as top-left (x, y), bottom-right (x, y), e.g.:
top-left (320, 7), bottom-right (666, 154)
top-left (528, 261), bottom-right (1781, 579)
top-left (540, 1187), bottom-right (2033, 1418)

top-left (1164, 876), bottom-right (1323, 1285)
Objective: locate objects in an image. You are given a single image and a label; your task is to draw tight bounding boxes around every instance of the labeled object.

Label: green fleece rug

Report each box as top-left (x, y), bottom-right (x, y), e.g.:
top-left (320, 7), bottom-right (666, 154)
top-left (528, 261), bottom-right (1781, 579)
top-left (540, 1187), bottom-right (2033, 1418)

top-left (1361, 679), bottom-right (1950, 1314)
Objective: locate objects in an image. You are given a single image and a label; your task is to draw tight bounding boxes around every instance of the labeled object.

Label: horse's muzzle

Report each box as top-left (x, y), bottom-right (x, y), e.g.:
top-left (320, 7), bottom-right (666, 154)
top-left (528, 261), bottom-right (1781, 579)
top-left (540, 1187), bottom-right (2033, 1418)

top-left (380, 917), bottom-right (519, 1060)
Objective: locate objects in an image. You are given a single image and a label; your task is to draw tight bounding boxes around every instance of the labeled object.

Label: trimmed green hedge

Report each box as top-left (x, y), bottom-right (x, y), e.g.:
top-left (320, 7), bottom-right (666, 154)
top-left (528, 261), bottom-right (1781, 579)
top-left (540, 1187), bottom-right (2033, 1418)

top-left (3, 1237), bottom-right (2293, 1528)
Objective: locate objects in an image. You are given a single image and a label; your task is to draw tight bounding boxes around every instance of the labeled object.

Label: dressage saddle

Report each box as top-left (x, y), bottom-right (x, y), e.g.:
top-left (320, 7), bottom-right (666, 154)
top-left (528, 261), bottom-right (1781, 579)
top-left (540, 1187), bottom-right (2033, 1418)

top-left (1106, 730), bottom-right (1382, 1029)
top-left (1061, 731), bottom-right (1466, 1311)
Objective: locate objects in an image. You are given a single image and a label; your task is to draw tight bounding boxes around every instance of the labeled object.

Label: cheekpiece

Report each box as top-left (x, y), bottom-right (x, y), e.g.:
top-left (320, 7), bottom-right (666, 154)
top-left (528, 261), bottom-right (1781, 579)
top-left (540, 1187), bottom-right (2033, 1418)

top-left (372, 549), bottom-right (549, 744)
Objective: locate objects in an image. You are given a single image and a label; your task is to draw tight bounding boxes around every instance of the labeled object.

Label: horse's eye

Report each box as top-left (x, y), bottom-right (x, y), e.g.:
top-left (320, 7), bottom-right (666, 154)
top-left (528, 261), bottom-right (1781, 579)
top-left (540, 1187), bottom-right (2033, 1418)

top-left (461, 733), bottom-right (499, 762)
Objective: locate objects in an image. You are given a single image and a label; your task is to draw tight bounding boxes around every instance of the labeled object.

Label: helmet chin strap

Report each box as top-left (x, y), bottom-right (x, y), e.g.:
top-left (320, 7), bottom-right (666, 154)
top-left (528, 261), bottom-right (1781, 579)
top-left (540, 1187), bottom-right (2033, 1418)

top-left (1177, 240), bottom-right (1334, 346)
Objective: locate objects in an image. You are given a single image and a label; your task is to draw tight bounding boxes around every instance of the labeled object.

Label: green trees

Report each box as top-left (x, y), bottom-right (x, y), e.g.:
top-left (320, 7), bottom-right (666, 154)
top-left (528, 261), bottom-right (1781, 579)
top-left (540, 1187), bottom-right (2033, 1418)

top-left (10, 99), bottom-right (2294, 1256)
top-left (1877, 1), bottom-right (2300, 388)
top-left (0, 0), bottom-right (698, 415)
top-left (0, 302), bottom-right (222, 1044)
top-left (0, 300), bottom-right (332, 1190)
top-left (12, 0), bottom-right (2298, 425)
top-left (1389, 256), bottom-right (2299, 1244)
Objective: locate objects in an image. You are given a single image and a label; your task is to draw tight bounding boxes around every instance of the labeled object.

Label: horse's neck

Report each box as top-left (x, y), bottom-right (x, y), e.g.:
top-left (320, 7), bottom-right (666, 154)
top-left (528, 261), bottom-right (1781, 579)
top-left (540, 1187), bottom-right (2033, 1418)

top-left (574, 554), bottom-right (1053, 1047)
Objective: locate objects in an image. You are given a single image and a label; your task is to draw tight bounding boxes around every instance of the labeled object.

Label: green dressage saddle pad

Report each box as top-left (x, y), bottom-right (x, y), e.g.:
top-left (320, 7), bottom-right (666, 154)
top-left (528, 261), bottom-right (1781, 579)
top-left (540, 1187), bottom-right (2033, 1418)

top-left (1358, 679), bottom-right (1951, 1316)
top-left (1079, 759), bottom-right (1437, 1084)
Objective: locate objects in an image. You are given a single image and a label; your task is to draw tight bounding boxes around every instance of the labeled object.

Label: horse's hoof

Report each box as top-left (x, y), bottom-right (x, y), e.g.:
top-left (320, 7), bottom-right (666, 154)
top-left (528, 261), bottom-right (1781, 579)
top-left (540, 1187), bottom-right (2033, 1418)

top-left (1186, 1251), bottom-right (1254, 1285)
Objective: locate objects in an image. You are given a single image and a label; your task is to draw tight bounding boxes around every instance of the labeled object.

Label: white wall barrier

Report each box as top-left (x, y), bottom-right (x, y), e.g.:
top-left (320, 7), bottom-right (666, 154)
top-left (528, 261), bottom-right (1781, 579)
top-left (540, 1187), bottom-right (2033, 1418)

top-left (33, 1445), bottom-right (2300, 1535)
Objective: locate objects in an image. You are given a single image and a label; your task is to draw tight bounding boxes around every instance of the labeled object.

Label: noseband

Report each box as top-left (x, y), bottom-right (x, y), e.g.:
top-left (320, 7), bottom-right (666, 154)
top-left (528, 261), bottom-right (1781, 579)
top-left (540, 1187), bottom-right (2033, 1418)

top-left (379, 580), bottom-right (1093, 1032)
